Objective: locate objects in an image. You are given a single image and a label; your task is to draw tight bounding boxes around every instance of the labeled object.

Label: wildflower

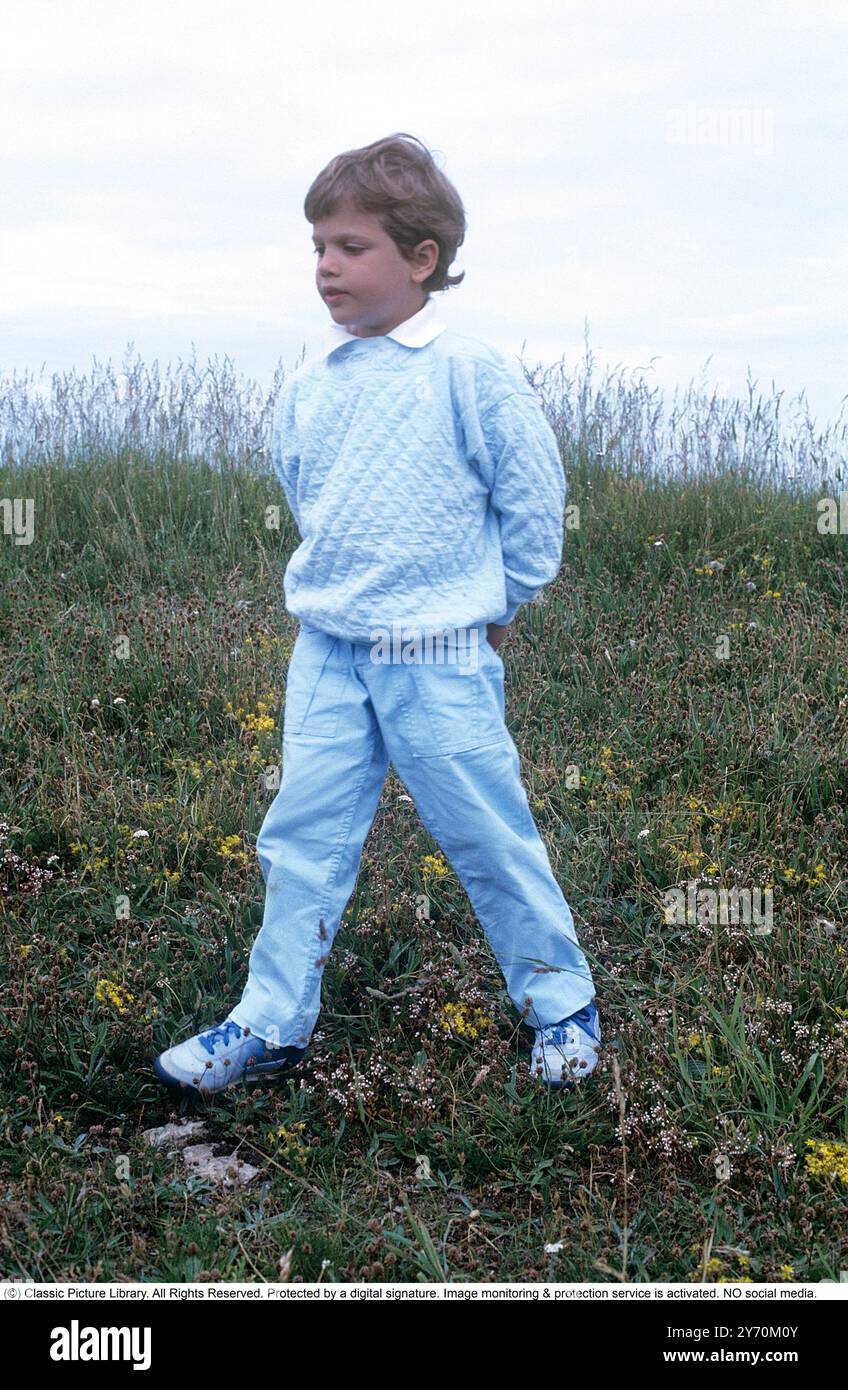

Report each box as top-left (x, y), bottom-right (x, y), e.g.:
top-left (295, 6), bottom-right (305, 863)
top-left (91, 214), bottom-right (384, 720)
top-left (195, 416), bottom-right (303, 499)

top-left (151, 868), bottom-right (181, 888)
top-left (269, 1122), bottom-right (309, 1168)
top-left (804, 1139), bottom-right (848, 1186)
top-left (677, 849), bottom-right (707, 871)
top-left (216, 834), bottom-right (249, 867)
top-left (420, 852), bottom-right (450, 882)
top-left (438, 1002), bottom-right (493, 1041)
top-left (225, 696), bottom-right (277, 736)
top-left (95, 978), bottom-right (139, 1015)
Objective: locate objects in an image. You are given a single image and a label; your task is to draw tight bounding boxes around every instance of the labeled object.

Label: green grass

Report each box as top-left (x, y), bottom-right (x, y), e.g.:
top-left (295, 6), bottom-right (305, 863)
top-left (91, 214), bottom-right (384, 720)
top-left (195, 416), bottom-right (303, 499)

top-left (1, 341), bottom-right (846, 1284)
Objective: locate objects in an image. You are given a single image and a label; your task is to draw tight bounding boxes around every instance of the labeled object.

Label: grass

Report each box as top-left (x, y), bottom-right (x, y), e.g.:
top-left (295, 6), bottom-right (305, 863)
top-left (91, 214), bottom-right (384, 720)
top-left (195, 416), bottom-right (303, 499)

top-left (1, 337), bottom-right (846, 1284)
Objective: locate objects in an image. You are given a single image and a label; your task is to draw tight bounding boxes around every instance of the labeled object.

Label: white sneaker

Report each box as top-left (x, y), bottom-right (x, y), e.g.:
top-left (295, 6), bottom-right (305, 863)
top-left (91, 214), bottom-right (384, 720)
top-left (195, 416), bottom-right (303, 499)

top-left (153, 1018), bottom-right (306, 1096)
top-left (531, 1001), bottom-right (601, 1088)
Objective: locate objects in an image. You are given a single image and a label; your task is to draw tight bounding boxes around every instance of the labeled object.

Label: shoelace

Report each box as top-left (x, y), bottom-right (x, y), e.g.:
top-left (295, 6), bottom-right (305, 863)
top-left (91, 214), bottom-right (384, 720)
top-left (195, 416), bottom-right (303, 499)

top-left (199, 1020), bottom-right (244, 1056)
top-left (543, 1005), bottom-right (597, 1040)
top-left (542, 1023), bottom-right (577, 1045)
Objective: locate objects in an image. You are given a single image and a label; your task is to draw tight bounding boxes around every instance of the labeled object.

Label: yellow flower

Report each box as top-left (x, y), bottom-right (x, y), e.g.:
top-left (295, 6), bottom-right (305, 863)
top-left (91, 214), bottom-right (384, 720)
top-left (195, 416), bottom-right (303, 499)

top-left (95, 978), bottom-right (138, 1015)
top-left (149, 868), bottom-right (181, 890)
top-left (805, 1139), bottom-right (848, 1186)
top-left (421, 853), bottom-right (450, 882)
top-left (269, 1121), bottom-right (309, 1168)
top-left (216, 834), bottom-right (249, 867)
top-left (226, 696), bottom-right (277, 736)
top-left (438, 1001), bottom-right (493, 1041)
top-left (94, 977), bottom-right (157, 1020)
top-left (677, 849), bottom-right (707, 871)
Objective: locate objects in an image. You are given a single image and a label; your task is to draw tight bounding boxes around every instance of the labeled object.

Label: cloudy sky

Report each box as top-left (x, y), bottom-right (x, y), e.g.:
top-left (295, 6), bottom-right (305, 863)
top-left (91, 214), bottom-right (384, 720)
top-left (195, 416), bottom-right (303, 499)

top-left (2, 0), bottom-right (846, 432)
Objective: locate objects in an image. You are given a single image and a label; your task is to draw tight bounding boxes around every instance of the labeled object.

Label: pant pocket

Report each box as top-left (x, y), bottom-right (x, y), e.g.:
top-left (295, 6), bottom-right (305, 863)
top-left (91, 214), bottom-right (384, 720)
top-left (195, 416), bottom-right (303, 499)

top-left (284, 629), bottom-right (351, 739)
top-left (406, 643), bottom-right (507, 757)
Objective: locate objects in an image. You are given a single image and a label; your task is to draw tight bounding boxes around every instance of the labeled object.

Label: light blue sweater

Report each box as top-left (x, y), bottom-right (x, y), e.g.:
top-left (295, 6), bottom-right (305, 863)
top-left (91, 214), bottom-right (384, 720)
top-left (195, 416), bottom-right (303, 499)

top-left (270, 298), bottom-right (566, 643)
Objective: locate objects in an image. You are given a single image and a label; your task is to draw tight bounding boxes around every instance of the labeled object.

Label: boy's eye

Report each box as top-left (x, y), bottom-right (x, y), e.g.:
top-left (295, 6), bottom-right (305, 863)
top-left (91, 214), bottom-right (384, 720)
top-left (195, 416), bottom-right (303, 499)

top-left (312, 246), bottom-right (363, 255)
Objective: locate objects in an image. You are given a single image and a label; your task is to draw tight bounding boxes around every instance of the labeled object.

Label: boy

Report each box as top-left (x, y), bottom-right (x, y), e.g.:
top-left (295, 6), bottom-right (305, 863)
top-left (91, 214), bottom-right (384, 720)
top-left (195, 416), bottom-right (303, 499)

top-left (154, 133), bottom-right (601, 1097)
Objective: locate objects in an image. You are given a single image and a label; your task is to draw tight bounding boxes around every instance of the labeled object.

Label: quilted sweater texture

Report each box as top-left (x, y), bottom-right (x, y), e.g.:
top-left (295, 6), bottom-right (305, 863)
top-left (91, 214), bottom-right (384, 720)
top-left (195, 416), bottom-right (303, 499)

top-left (270, 327), bottom-right (566, 644)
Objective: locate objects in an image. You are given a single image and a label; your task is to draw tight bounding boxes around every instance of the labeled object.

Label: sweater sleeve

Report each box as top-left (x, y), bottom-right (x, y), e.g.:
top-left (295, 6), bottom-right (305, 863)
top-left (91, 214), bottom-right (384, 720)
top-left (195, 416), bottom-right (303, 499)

top-left (270, 375), bottom-right (303, 535)
top-left (472, 383), bottom-right (566, 627)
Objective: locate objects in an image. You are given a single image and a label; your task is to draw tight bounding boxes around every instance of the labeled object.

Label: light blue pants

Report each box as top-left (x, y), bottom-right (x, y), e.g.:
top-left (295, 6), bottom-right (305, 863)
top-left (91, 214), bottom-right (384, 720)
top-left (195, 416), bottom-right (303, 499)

top-left (229, 621), bottom-right (595, 1047)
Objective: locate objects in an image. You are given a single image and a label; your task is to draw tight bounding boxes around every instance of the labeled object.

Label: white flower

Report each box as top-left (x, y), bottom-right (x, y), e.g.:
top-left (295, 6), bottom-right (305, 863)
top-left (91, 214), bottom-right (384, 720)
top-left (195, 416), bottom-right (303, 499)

top-left (113, 697), bottom-right (127, 706)
top-left (132, 829), bottom-right (150, 840)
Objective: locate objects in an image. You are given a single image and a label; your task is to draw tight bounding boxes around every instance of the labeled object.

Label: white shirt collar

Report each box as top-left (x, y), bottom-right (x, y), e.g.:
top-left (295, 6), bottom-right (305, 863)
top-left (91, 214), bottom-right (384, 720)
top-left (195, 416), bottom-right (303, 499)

top-left (321, 295), bottom-right (447, 359)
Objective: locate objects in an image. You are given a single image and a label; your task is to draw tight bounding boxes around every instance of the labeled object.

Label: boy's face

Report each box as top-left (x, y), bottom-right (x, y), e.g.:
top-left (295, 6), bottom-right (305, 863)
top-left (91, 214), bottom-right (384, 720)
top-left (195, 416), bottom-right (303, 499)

top-left (311, 200), bottom-right (439, 338)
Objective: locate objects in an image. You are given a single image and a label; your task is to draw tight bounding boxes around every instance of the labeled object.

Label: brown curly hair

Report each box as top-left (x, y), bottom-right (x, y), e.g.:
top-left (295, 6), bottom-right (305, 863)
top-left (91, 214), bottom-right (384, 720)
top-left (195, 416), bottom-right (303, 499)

top-left (304, 132), bottom-right (466, 295)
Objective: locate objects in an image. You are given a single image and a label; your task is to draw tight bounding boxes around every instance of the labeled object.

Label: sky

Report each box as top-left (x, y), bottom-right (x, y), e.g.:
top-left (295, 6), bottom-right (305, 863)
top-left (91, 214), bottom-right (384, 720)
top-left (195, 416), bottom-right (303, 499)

top-left (1, 0), bottom-right (846, 434)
